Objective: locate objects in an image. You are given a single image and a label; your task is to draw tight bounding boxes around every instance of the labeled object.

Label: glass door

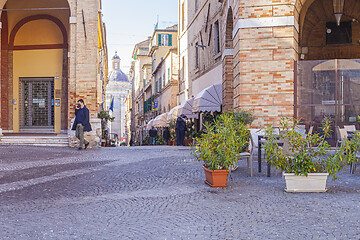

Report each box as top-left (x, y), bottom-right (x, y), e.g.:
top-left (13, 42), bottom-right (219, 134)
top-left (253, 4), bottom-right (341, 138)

top-left (21, 78), bottom-right (54, 128)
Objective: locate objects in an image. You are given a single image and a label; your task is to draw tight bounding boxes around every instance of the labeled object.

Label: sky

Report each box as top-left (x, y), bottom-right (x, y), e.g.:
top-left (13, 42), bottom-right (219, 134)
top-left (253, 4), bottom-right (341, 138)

top-left (102, 0), bottom-right (179, 75)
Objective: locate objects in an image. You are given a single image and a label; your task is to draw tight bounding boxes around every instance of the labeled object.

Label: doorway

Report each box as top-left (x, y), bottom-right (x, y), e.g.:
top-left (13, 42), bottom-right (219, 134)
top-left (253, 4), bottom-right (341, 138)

top-left (20, 78), bottom-right (54, 131)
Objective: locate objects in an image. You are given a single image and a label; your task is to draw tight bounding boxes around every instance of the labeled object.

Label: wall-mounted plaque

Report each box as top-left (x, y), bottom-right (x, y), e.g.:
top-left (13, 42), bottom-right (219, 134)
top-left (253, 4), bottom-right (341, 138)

top-left (55, 98), bottom-right (61, 107)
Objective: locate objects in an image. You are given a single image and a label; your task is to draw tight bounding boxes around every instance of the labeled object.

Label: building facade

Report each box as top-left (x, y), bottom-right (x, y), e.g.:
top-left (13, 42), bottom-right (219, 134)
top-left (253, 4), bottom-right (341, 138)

top-left (106, 52), bottom-right (130, 140)
top-left (148, 25), bottom-right (179, 116)
top-left (131, 38), bottom-right (152, 144)
top-left (178, 0), bottom-right (224, 108)
top-left (179, 0), bottom-right (360, 128)
top-left (152, 48), bottom-right (179, 115)
top-left (0, 0), bottom-right (108, 140)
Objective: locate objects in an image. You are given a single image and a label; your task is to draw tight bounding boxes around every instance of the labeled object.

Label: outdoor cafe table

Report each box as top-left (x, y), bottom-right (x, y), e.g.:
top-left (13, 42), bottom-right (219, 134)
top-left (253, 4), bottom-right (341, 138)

top-left (258, 135), bottom-right (283, 177)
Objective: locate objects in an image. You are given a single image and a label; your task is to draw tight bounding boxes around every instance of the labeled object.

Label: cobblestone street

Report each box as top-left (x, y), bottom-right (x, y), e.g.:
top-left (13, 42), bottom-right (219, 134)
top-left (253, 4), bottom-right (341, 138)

top-left (0, 145), bottom-right (359, 240)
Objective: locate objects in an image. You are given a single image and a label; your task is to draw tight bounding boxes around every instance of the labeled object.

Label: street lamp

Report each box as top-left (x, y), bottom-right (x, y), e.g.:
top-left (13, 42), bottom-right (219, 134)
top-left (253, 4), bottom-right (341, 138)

top-left (333, 0), bottom-right (345, 26)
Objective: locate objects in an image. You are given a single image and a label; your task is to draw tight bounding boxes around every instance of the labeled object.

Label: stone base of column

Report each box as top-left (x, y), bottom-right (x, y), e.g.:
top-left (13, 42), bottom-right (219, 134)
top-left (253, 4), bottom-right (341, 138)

top-left (68, 118), bottom-right (101, 148)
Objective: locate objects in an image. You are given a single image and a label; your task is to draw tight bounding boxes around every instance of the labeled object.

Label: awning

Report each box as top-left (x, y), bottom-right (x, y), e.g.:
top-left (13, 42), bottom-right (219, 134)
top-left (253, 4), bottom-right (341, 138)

top-left (147, 119), bottom-right (154, 130)
top-left (192, 83), bottom-right (222, 113)
top-left (167, 105), bottom-right (180, 123)
top-left (177, 97), bottom-right (198, 119)
top-left (313, 59), bottom-right (360, 71)
top-left (153, 113), bottom-right (169, 127)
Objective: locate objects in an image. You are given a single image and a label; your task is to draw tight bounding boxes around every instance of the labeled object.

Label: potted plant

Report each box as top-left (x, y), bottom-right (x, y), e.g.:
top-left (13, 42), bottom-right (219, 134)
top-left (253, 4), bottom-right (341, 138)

top-left (142, 135), bottom-right (150, 145)
top-left (97, 110), bottom-right (115, 147)
top-left (192, 113), bottom-right (250, 187)
top-left (264, 117), bottom-right (360, 192)
top-left (155, 134), bottom-right (165, 145)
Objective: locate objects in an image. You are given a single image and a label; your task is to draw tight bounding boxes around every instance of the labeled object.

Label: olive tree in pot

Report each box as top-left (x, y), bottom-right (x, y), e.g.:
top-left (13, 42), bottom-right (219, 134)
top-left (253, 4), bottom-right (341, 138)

top-left (264, 117), bottom-right (360, 192)
top-left (192, 113), bottom-right (250, 187)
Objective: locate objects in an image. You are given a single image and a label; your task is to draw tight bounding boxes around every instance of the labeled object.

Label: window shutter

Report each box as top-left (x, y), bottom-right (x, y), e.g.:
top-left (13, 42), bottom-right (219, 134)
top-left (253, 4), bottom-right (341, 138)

top-left (158, 34), bottom-right (162, 46)
top-left (168, 34), bottom-right (172, 46)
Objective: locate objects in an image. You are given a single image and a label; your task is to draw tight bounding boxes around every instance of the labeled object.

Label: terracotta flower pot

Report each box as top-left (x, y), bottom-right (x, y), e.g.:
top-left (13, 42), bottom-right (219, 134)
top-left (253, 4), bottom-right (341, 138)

top-left (202, 165), bottom-right (230, 187)
top-left (184, 138), bottom-right (193, 146)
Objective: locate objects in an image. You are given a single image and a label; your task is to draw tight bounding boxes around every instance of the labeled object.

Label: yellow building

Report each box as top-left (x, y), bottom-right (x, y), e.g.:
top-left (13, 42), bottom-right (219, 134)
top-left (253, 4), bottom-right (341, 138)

top-left (0, 0), bottom-right (107, 145)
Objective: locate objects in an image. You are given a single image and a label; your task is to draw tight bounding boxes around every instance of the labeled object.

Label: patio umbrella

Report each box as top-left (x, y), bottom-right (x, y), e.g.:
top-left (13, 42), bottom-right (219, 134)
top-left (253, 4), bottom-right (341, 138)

top-left (192, 83), bottom-right (222, 113)
top-left (147, 119), bottom-right (154, 130)
top-left (153, 113), bottom-right (169, 128)
top-left (177, 97), bottom-right (198, 119)
top-left (167, 105), bottom-right (180, 123)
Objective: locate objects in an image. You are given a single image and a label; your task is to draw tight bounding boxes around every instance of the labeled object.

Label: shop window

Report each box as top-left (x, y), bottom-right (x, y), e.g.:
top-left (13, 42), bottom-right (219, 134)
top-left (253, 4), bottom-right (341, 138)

top-left (214, 21), bottom-right (220, 54)
top-left (195, 41), bottom-right (199, 69)
top-left (326, 21), bottom-right (352, 45)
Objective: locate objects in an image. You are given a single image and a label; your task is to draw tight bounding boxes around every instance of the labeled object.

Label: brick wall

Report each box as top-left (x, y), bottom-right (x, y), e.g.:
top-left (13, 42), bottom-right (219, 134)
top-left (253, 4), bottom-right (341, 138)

top-left (68, 0), bottom-right (100, 127)
top-left (230, 0), bottom-right (299, 127)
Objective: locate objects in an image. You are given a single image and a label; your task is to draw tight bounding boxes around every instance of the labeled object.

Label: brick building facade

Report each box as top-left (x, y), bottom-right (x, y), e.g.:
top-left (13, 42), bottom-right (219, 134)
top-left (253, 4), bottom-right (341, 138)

top-left (0, 0), bottom-right (107, 142)
top-left (178, 0), bottom-right (360, 128)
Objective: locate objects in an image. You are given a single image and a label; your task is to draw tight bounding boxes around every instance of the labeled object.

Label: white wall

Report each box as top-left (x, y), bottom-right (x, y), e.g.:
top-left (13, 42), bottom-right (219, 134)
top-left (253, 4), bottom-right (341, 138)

top-left (192, 64), bottom-right (222, 97)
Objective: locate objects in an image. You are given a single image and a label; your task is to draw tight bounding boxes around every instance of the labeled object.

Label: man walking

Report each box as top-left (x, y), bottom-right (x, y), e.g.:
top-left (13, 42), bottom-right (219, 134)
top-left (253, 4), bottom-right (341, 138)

top-left (72, 99), bottom-right (92, 150)
top-left (176, 114), bottom-right (187, 146)
top-left (149, 126), bottom-right (157, 145)
top-left (163, 127), bottom-right (171, 145)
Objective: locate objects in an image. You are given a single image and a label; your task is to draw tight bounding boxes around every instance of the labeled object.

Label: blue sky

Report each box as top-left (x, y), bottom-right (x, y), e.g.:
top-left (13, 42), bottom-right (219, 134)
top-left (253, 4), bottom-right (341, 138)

top-left (102, 0), bottom-right (178, 74)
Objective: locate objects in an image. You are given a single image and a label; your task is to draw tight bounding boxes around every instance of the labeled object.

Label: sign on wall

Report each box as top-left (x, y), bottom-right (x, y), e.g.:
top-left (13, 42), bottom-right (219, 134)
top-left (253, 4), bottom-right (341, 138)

top-left (152, 101), bottom-right (158, 111)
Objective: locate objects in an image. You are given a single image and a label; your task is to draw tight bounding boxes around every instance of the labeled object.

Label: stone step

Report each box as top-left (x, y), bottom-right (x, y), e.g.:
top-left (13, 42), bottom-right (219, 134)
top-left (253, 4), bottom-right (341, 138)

top-left (0, 136), bottom-right (69, 147)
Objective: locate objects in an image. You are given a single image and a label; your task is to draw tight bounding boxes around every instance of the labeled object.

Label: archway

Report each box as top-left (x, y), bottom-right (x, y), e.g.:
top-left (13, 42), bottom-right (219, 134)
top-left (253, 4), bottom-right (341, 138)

top-left (0, 0), bottom-right (70, 133)
top-left (222, 7), bottom-right (234, 112)
top-left (296, 0), bottom-right (360, 143)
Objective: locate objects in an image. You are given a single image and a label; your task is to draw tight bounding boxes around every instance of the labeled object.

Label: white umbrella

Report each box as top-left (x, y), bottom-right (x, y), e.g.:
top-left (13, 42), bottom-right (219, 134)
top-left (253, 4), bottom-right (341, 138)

top-left (153, 113), bottom-right (169, 127)
top-left (192, 83), bottom-right (222, 113)
top-left (177, 97), bottom-right (198, 119)
top-left (147, 119), bottom-right (155, 130)
top-left (167, 105), bottom-right (180, 123)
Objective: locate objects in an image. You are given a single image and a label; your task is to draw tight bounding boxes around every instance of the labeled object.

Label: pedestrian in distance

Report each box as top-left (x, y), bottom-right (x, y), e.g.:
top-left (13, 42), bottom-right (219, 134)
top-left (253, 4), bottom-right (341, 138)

top-left (176, 114), bottom-right (187, 146)
top-left (163, 127), bottom-right (171, 145)
top-left (129, 136), bottom-right (134, 146)
top-left (149, 126), bottom-right (157, 145)
top-left (71, 99), bottom-right (92, 150)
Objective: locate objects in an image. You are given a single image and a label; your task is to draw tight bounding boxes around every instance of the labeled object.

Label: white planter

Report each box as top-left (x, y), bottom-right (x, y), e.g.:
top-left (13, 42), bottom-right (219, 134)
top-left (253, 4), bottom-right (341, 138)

top-left (283, 173), bottom-right (329, 193)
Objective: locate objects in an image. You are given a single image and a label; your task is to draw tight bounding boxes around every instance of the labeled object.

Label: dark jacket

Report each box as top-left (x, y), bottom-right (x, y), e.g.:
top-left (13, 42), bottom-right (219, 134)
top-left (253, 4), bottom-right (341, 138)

top-left (163, 129), bottom-right (171, 140)
top-left (175, 117), bottom-right (187, 132)
top-left (71, 106), bottom-right (92, 132)
top-left (149, 129), bottom-right (157, 138)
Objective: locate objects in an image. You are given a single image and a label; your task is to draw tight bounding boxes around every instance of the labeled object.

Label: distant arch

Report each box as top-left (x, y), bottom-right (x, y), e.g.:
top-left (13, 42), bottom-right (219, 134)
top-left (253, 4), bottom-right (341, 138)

top-left (9, 14), bottom-right (68, 50)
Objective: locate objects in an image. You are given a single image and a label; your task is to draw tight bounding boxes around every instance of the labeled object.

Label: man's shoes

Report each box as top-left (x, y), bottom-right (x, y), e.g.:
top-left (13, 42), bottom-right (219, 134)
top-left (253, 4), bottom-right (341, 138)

top-left (78, 147), bottom-right (83, 150)
top-left (85, 142), bottom-right (89, 149)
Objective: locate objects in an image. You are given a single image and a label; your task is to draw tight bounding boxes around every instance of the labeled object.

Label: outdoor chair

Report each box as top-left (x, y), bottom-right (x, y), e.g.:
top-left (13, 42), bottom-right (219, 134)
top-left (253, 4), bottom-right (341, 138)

top-left (247, 129), bottom-right (265, 176)
top-left (344, 125), bottom-right (356, 133)
top-left (308, 126), bottom-right (314, 135)
top-left (336, 126), bottom-right (348, 147)
top-left (295, 125), bottom-right (306, 134)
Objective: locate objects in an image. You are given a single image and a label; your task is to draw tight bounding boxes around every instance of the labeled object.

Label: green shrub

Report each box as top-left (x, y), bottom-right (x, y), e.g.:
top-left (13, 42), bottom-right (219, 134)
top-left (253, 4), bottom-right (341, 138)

top-left (192, 113), bottom-right (250, 170)
top-left (264, 117), bottom-right (360, 180)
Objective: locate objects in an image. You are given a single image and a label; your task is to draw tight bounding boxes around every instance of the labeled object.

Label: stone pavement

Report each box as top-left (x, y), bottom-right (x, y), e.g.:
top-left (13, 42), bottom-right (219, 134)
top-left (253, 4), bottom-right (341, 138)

top-left (0, 145), bottom-right (359, 240)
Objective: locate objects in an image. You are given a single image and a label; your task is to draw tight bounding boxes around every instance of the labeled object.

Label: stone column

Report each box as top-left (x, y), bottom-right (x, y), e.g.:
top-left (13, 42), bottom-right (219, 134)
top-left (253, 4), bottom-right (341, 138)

top-left (222, 50), bottom-right (234, 112)
top-left (232, 2), bottom-right (299, 127)
top-left (68, 0), bottom-right (101, 147)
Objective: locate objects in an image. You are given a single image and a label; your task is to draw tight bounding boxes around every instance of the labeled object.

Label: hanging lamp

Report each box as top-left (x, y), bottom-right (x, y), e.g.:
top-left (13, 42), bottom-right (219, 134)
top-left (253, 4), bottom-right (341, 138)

top-left (333, 0), bottom-right (345, 26)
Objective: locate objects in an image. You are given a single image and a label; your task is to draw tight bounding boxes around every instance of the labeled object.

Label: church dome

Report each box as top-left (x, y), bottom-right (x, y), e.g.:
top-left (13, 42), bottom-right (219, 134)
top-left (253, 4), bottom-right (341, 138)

top-left (112, 51), bottom-right (120, 60)
top-left (109, 69), bottom-right (129, 82)
top-left (109, 51), bottom-right (129, 82)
